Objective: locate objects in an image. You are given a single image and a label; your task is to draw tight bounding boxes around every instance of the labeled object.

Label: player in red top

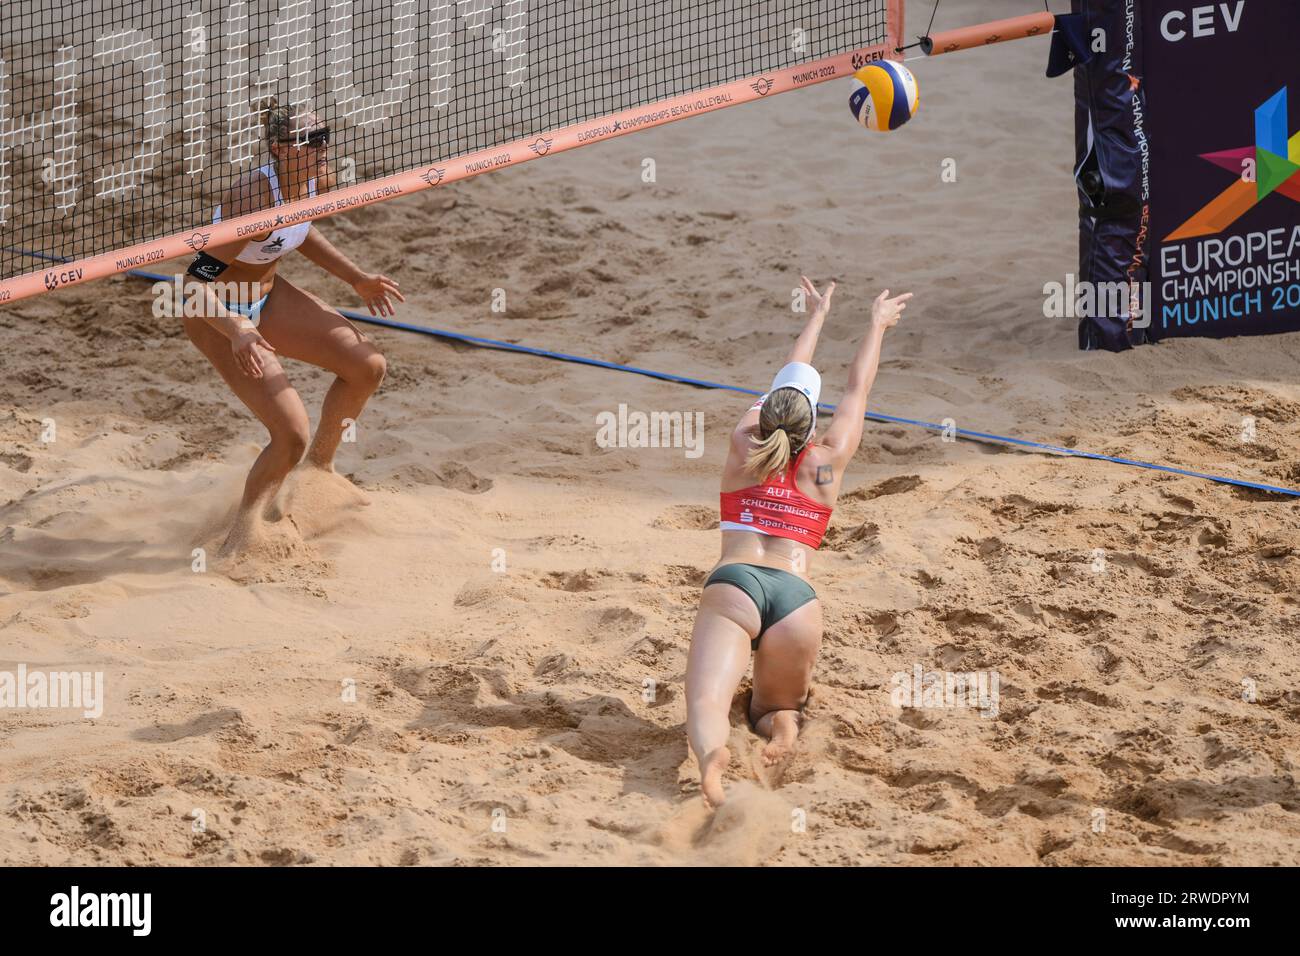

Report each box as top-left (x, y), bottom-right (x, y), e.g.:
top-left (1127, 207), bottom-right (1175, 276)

top-left (685, 277), bottom-right (912, 808)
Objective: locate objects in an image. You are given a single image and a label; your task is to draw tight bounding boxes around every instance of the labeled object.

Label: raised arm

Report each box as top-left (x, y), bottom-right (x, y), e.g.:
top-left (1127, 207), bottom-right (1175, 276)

top-left (820, 289), bottom-right (912, 460)
top-left (785, 276), bottom-right (836, 366)
top-left (731, 275), bottom-right (837, 441)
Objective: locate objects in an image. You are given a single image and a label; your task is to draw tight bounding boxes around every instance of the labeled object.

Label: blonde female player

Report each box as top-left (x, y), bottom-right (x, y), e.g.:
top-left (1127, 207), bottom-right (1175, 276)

top-left (685, 278), bottom-right (912, 808)
top-left (181, 101), bottom-right (403, 555)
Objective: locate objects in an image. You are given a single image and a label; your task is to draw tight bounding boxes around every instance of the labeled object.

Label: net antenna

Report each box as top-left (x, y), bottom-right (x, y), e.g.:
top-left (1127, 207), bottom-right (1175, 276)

top-left (0, 0), bottom-right (904, 305)
top-left (896, 1), bottom-right (1057, 58)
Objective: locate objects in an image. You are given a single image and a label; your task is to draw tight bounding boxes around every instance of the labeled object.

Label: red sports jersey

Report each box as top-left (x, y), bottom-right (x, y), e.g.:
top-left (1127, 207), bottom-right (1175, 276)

top-left (719, 445), bottom-right (833, 548)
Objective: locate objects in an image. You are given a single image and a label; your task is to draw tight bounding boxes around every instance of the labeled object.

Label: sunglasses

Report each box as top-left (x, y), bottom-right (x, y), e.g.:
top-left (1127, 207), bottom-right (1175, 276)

top-left (279, 126), bottom-right (330, 148)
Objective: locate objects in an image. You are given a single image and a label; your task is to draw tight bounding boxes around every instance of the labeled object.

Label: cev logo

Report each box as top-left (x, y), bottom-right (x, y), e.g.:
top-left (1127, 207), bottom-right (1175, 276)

top-left (43, 267), bottom-right (84, 290)
top-left (1160, 2), bottom-right (1244, 42)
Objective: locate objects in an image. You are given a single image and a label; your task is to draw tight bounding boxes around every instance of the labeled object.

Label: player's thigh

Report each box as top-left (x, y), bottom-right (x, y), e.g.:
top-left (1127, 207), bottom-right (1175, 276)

top-left (258, 277), bottom-right (384, 382)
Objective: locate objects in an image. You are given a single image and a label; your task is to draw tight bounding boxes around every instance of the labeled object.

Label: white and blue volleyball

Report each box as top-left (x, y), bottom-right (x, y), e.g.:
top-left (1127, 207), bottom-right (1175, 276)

top-left (848, 60), bottom-right (919, 132)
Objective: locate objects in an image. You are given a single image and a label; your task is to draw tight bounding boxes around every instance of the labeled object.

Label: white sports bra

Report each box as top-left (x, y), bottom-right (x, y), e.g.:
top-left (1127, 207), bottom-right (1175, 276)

top-left (213, 163), bottom-right (316, 264)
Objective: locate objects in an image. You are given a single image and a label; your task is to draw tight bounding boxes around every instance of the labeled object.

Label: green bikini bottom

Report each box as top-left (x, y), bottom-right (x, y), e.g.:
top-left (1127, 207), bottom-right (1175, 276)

top-left (704, 563), bottom-right (817, 650)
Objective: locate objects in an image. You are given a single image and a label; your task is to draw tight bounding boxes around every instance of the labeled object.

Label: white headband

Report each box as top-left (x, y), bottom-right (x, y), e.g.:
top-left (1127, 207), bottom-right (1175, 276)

top-left (768, 361), bottom-right (821, 445)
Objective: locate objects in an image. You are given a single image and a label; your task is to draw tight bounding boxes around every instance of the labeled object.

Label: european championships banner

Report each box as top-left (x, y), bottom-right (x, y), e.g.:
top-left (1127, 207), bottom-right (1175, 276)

top-left (1144, 0), bottom-right (1300, 340)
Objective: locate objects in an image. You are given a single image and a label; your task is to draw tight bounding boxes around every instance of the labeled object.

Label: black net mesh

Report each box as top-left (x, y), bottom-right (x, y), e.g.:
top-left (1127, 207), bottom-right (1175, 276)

top-left (0, 0), bottom-right (891, 284)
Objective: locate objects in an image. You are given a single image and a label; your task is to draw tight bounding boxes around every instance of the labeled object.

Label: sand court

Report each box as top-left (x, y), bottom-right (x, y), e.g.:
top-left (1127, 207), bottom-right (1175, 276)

top-left (2, 0), bottom-right (1299, 866)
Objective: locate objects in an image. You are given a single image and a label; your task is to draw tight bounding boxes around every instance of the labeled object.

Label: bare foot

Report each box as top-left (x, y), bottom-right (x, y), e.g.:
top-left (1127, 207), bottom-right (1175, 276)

top-left (700, 746), bottom-right (731, 809)
top-left (760, 710), bottom-right (801, 767)
top-left (217, 508), bottom-right (263, 560)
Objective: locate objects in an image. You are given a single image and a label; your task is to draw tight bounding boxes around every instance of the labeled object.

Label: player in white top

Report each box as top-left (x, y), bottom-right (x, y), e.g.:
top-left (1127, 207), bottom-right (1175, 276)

top-left (182, 99), bottom-right (403, 557)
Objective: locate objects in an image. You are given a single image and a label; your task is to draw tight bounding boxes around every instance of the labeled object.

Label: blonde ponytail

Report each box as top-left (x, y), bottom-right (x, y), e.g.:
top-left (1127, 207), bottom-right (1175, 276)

top-left (744, 427), bottom-right (793, 480)
top-left (743, 387), bottom-right (814, 480)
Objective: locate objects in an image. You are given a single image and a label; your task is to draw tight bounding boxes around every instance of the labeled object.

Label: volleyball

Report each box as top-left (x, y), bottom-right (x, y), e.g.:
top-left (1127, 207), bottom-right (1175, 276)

top-left (848, 60), bottom-right (920, 132)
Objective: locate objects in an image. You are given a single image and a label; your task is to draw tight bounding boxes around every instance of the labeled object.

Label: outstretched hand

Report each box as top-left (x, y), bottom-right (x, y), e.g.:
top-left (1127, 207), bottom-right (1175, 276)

top-left (352, 272), bottom-right (405, 317)
top-left (801, 275), bottom-right (837, 315)
top-left (871, 289), bottom-right (913, 331)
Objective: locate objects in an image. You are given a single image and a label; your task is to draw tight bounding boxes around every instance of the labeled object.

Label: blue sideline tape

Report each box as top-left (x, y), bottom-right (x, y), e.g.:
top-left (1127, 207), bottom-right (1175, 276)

top-left (5, 245), bottom-right (1299, 499)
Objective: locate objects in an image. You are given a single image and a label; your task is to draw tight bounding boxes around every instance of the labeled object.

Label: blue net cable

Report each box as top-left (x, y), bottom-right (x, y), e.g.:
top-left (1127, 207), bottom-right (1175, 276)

top-left (5, 245), bottom-right (1298, 500)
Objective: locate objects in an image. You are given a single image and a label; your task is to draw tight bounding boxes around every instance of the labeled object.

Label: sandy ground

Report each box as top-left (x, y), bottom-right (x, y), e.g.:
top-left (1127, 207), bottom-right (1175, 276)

top-left (2, 0), bottom-right (1299, 865)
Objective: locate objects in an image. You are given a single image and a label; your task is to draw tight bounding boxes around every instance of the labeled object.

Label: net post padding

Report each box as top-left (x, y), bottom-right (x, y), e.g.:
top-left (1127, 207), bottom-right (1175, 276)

top-left (888, 0), bottom-right (907, 56)
top-left (920, 12), bottom-right (1056, 57)
top-left (0, 13), bottom-right (902, 307)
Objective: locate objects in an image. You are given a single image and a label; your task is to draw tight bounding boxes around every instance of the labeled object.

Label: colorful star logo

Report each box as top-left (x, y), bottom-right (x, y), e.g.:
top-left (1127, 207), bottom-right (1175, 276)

top-left (1167, 87), bottom-right (1300, 240)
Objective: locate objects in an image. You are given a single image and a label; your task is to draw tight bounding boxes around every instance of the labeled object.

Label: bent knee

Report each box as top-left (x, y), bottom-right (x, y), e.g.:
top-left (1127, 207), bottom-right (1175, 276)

top-left (749, 691), bottom-right (808, 721)
top-left (348, 350), bottom-right (386, 389)
top-left (273, 422), bottom-right (310, 462)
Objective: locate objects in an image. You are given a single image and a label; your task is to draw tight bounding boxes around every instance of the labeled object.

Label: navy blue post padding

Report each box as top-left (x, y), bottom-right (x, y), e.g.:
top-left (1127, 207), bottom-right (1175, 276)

top-left (4, 244), bottom-right (1298, 498)
top-left (1073, 0), bottom-right (1151, 352)
top-left (1046, 13), bottom-right (1093, 79)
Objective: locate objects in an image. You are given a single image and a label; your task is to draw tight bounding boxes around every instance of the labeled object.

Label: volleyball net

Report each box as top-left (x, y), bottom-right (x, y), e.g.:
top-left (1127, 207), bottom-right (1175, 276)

top-left (0, 0), bottom-right (902, 303)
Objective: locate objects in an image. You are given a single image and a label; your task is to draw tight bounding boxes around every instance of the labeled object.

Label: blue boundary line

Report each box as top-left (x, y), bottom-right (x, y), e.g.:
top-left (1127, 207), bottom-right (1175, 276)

top-left (5, 245), bottom-right (1299, 499)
